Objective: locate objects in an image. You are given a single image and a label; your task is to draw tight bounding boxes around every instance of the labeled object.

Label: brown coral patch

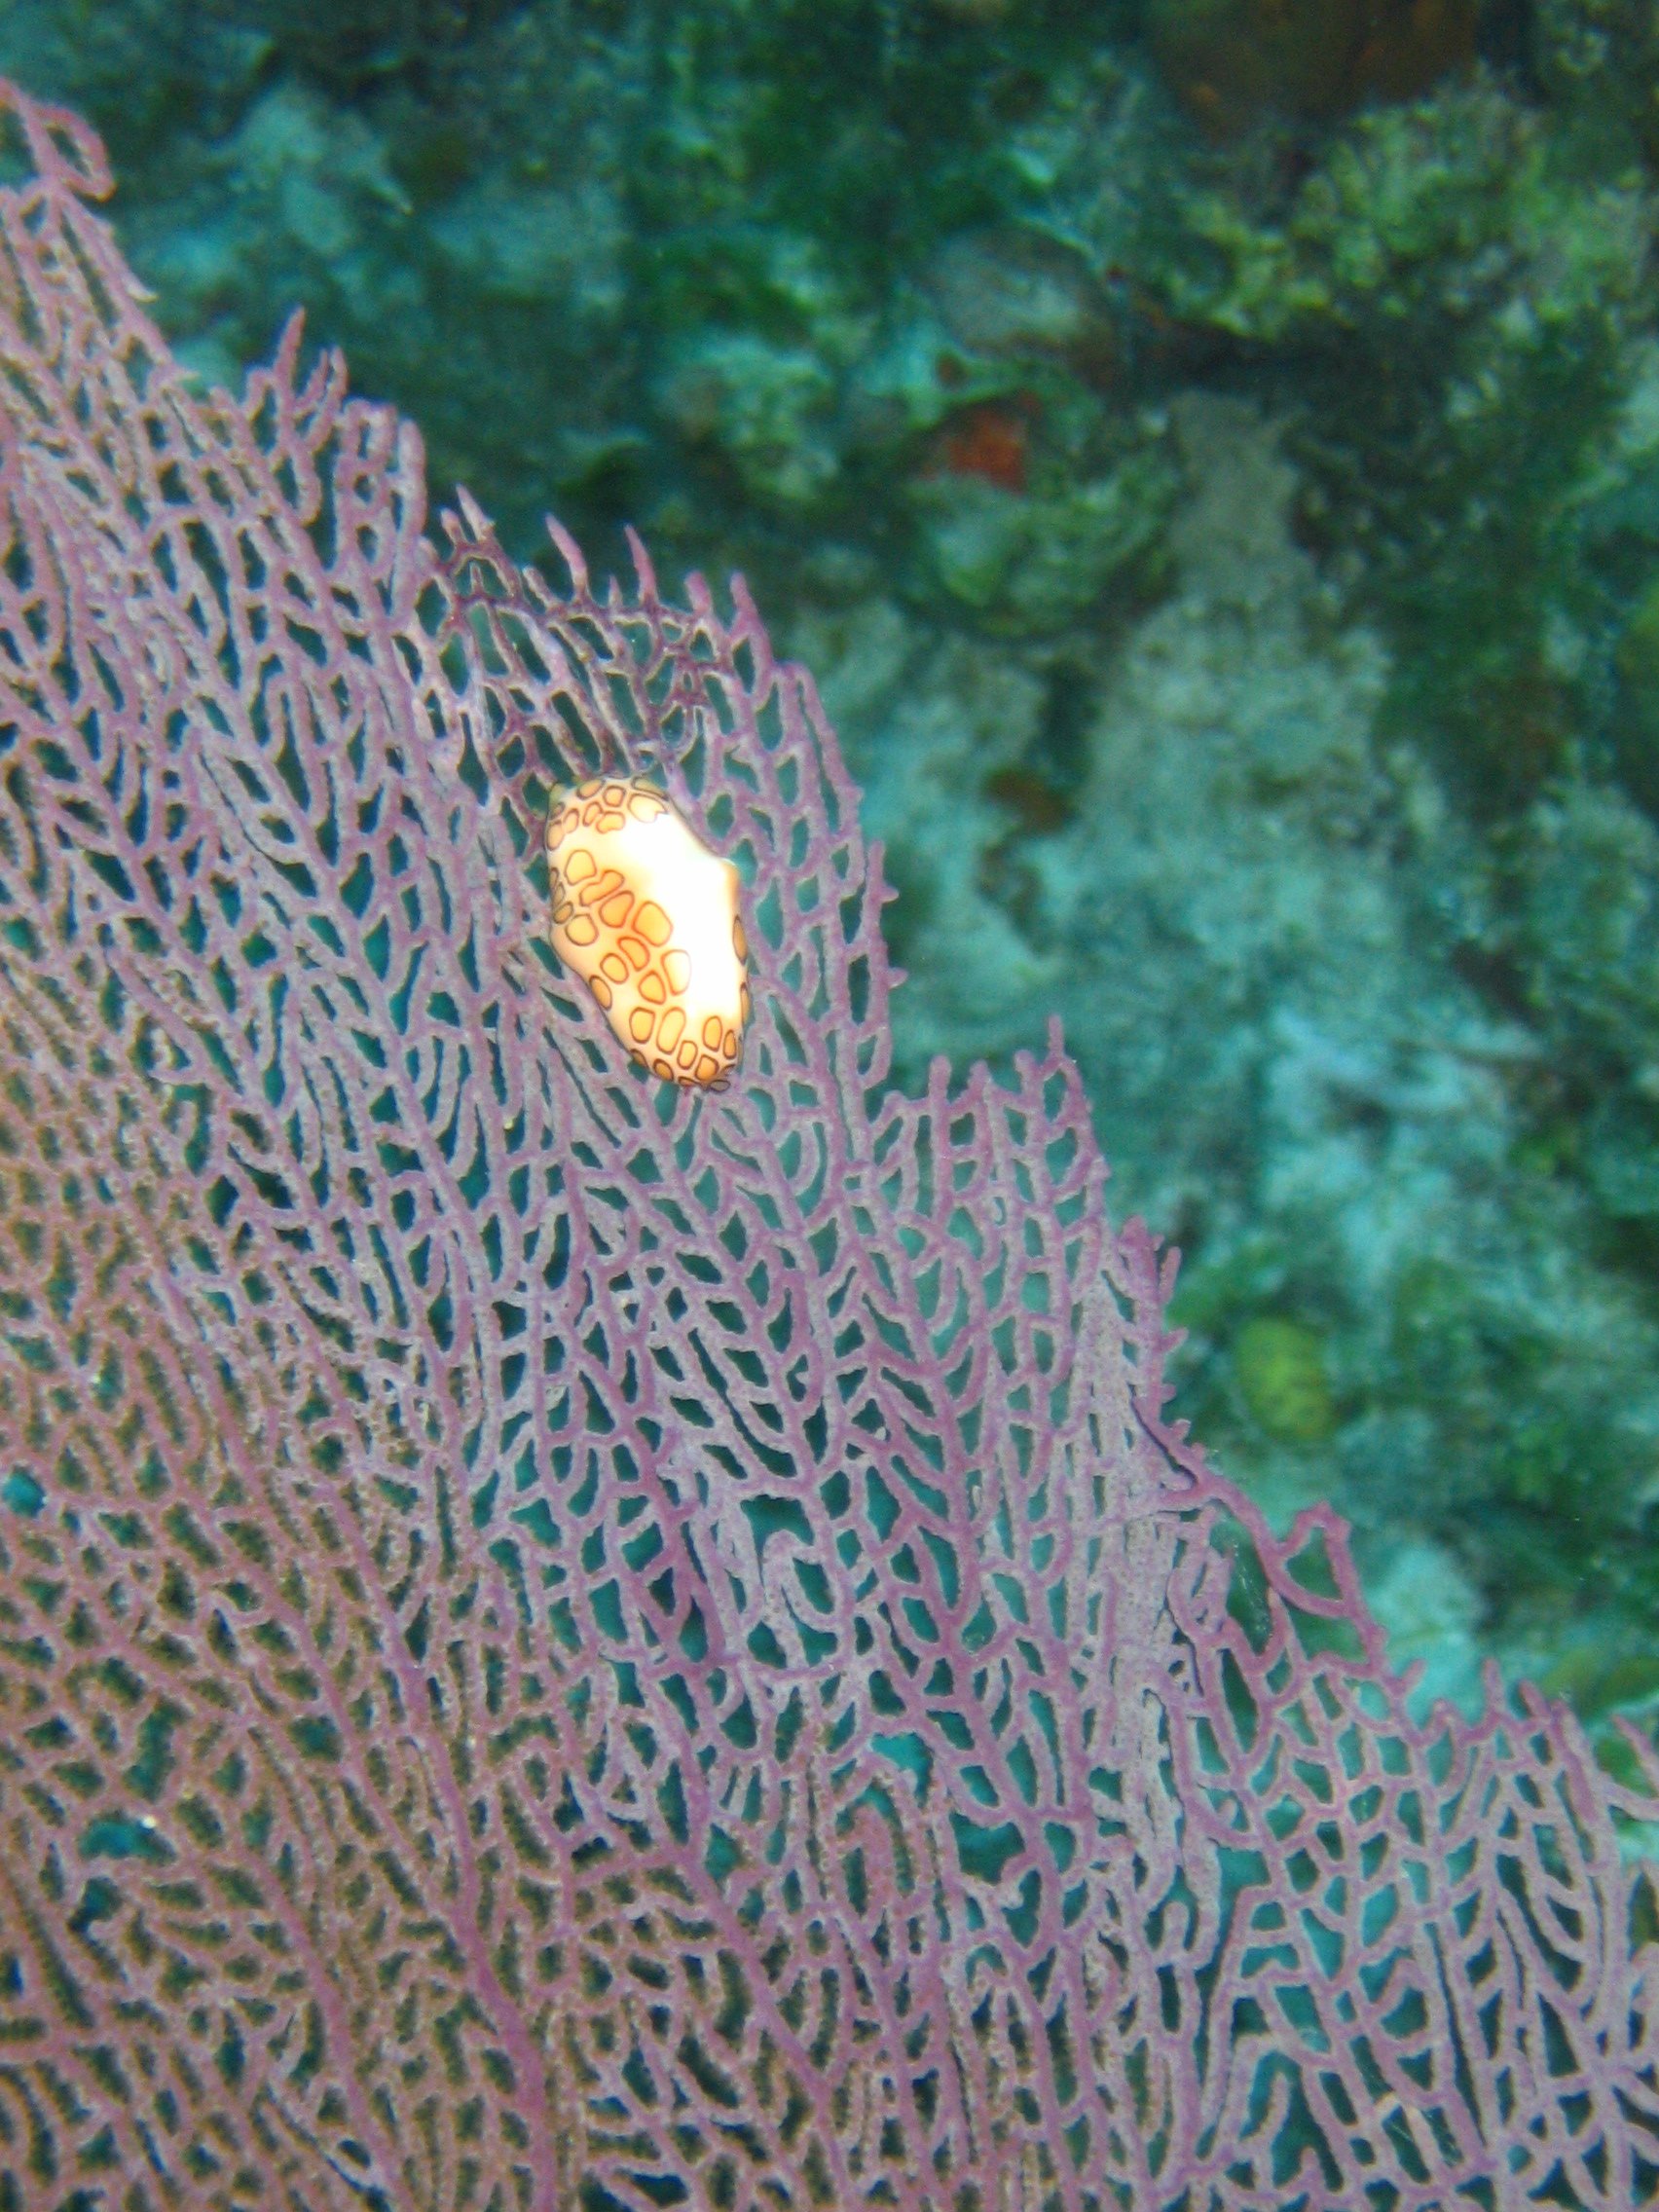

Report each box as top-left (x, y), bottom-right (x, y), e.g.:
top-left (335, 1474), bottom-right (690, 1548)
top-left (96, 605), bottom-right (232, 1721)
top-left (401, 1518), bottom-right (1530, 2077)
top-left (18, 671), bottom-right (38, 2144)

top-left (1150, 0), bottom-right (1477, 135)
top-left (930, 401), bottom-right (1033, 494)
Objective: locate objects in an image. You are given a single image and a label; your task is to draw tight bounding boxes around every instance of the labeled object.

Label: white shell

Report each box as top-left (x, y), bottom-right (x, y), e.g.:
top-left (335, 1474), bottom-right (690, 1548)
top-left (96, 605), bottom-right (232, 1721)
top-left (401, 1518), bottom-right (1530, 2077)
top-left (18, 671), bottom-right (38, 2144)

top-left (545, 775), bottom-right (750, 1088)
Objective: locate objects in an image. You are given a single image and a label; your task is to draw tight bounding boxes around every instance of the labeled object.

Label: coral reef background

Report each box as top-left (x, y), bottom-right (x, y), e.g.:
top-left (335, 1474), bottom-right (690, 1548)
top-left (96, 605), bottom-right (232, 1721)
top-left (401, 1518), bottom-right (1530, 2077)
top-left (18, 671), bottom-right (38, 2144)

top-left (2, 78), bottom-right (1655, 2205)
top-left (3, 0), bottom-right (1658, 1771)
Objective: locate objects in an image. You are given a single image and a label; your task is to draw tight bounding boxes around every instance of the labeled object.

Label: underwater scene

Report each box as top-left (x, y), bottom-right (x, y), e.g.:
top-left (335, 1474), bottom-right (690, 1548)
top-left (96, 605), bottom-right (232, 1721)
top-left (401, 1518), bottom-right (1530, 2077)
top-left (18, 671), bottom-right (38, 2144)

top-left (0, 2), bottom-right (1657, 2206)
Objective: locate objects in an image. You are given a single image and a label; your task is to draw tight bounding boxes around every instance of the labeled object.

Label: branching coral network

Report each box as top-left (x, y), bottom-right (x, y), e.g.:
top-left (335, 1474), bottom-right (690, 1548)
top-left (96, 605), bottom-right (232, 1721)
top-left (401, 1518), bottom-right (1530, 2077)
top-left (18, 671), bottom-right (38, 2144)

top-left (0, 76), bottom-right (1655, 2212)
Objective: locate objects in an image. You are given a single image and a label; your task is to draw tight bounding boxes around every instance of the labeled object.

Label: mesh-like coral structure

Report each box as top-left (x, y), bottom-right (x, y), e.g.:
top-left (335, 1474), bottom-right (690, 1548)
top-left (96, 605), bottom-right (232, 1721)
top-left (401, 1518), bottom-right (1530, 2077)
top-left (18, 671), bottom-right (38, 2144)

top-left (1, 77), bottom-right (1656, 2212)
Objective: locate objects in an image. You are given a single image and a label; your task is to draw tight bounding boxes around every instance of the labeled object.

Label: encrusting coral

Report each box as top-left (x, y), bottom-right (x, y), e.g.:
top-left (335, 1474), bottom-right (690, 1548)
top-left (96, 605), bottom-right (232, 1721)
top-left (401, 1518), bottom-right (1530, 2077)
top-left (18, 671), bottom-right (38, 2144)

top-left (0, 76), bottom-right (1656, 2212)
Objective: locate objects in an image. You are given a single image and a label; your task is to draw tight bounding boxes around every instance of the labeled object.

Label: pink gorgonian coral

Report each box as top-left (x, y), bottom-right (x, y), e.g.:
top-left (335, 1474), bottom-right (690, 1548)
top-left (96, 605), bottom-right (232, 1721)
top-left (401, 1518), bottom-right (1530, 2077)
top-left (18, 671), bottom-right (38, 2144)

top-left (0, 76), bottom-right (1655, 2212)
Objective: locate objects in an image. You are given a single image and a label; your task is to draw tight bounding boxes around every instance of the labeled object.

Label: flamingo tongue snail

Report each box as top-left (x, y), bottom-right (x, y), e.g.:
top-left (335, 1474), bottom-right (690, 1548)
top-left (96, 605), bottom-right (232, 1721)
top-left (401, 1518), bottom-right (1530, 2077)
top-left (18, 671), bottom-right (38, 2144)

top-left (545, 774), bottom-right (752, 1088)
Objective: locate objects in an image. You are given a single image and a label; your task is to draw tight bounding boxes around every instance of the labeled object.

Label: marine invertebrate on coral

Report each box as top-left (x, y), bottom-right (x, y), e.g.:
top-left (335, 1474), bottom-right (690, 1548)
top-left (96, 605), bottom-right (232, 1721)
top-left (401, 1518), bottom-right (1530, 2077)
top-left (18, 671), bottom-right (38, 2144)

top-left (1, 74), bottom-right (1657, 2212)
top-left (545, 774), bottom-right (750, 1087)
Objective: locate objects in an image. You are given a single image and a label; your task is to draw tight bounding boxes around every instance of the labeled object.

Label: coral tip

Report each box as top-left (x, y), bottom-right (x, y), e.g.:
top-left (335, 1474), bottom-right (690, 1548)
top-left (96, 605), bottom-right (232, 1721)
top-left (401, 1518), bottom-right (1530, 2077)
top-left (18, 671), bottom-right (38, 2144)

top-left (545, 775), bottom-right (751, 1088)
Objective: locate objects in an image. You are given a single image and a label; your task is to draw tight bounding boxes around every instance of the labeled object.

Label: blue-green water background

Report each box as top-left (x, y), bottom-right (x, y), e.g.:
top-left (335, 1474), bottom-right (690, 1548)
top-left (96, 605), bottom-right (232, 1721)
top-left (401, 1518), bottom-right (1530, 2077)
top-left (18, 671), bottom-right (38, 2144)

top-left (6, 0), bottom-right (1657, 1771)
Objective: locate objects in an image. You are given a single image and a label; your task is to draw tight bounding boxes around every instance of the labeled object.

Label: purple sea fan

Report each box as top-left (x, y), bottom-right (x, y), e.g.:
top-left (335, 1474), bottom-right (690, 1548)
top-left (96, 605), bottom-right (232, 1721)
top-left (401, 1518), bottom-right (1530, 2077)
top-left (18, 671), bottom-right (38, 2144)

top-left (0, 73), bottom-right (1655, 2212)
